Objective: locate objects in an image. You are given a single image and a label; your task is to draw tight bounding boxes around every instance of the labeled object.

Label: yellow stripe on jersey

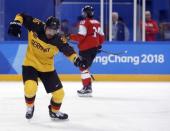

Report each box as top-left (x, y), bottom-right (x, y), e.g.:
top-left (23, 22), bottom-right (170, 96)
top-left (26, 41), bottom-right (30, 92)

top-left (68, 53), bottom-right (78, 62)
top-left (14, 14), bottom-right (23, 24)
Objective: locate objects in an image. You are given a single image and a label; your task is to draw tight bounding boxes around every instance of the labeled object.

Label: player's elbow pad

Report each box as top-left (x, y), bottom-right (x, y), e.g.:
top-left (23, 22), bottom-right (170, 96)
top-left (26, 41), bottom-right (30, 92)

top-left (59, 44), bottom-right (76, 57)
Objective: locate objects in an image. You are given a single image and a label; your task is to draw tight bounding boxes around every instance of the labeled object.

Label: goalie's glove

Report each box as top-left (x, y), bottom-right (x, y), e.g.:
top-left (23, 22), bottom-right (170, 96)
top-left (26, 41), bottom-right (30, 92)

top-left (74, 57), bottom-right (88, 69)
top-left (8, 20), bottom-right (22, 38)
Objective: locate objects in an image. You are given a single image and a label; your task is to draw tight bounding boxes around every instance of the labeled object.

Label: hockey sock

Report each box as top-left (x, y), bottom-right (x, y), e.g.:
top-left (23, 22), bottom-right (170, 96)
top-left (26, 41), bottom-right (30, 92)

top-left (51, 88), bottom-right (64, 113)
top-left (80, 67), bottom-right (91, 87)
top-left (25, 96), bottom-right (36, 107)
top-left (24, 80), bottom-right (38, 107)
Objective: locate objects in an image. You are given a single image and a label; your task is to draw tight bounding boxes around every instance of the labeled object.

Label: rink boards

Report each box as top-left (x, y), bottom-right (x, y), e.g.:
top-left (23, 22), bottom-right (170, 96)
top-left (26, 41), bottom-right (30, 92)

top-left (0, 41), bottom-right (170, 81)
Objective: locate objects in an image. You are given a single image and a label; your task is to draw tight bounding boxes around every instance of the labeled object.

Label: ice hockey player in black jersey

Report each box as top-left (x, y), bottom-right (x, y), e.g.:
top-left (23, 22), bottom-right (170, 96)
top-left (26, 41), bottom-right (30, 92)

top-left (8, 13), bottom-right (87, 120)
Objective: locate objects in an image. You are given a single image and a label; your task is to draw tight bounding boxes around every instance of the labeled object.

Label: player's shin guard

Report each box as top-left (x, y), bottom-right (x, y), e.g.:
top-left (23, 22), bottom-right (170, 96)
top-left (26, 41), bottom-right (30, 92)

top-left (49, 88), bottom-right (68, 120)
top-left (24, 80), bottom-right (37, 119)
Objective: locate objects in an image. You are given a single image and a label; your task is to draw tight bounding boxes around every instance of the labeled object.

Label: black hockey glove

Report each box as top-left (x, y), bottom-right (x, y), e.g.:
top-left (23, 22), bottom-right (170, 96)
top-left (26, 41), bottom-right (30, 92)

top-left (8, 20), bottom-right (22, 38)
top-left (97, 45), bottom-right (102, 53)
top-left (74, 57), bottom-right (88, 69)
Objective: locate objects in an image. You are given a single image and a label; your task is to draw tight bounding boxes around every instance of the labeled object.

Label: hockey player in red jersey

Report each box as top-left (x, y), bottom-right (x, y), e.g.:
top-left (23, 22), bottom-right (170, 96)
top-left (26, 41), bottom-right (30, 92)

top-left (70, 5), bottom-right (105, 97)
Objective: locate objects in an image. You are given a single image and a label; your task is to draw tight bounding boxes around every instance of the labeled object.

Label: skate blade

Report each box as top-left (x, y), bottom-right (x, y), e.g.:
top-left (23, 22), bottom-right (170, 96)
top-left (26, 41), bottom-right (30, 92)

top-left (51, 118), bottom-right (69, 122)
top-left (26, 118), bottom-right (33, 122)
top-left (77, 93), bottom-right (92, 97)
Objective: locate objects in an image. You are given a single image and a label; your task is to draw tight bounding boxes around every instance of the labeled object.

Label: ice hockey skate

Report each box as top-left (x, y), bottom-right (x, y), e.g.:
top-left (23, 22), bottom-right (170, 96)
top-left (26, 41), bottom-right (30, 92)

top-left (25, 106), bottom-right (34, 119)
top-left (77, 85), bottom-right (92, 97)
top-left (48, 105), bottom-right (68, 121)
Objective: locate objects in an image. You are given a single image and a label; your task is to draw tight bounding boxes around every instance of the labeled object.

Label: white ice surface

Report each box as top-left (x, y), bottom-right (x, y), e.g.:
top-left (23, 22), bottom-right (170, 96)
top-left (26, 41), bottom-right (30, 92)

top-left (0, 81), bottom-right (170, 131)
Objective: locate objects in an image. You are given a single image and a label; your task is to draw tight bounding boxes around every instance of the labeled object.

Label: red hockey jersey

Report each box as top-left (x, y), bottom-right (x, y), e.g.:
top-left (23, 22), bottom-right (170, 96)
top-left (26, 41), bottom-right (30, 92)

top-left (70, 18), bottom-right (105, 51)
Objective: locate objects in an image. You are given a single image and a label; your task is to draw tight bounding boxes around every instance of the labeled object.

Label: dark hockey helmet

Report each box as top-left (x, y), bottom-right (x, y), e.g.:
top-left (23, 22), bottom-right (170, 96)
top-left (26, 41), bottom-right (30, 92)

top-left (81, 5), bottom-right (94, 18)
top-left (45, 16), bottom-right (60, 30)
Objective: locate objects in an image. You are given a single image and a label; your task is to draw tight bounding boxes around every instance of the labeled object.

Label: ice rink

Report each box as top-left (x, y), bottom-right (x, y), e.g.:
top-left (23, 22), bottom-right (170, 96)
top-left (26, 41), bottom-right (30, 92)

top-left (0, 81), bottom-right (170, 131)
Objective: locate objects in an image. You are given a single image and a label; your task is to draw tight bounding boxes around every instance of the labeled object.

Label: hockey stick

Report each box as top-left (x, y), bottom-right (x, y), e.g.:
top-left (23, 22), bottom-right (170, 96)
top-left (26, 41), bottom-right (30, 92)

top-left (90, 50), bottom-right (127, 81)
top-left (100, 50), bottom-right (128, 56)
top-left (91, 50), bottom-right (127, 81)
top-left (91, 74), bottom-right (95, 81)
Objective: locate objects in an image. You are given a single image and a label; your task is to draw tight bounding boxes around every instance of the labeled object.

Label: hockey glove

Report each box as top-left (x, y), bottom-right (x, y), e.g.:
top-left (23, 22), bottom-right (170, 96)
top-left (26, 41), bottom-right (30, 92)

top-left (97, 45), bottom-right (102, 53)
top-left (74, 57), bottom-right (88, 69)
top-left (8, 20), bottom-right (22, 38)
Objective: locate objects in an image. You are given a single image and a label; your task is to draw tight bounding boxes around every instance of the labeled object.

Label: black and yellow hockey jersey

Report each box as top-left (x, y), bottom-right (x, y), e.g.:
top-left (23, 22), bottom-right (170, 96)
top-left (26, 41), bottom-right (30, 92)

top-left (14, 13), bottom-right (77, 72)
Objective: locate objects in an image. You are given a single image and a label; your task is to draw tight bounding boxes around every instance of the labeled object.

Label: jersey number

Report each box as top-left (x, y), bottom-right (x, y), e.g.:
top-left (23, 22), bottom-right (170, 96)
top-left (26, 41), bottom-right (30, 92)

top-left (93, 27), bottom-right (101, 38)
